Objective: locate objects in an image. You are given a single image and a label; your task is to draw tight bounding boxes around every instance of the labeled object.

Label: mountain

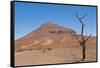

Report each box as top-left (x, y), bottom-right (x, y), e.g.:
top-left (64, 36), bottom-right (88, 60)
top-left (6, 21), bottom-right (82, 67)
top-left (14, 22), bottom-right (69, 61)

top-left (15, 22), bottom-right (96, 52)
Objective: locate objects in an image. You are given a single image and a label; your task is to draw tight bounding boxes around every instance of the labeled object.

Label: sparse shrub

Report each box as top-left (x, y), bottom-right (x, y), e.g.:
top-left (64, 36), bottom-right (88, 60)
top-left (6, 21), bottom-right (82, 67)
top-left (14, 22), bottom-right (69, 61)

top-left (47, 48), bottom-right (52, 51)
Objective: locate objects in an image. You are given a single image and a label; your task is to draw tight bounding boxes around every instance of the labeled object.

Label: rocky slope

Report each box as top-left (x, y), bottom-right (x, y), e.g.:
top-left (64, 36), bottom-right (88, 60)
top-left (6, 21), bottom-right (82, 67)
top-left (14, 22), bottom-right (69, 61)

top-left (15, 22), bottom-right (96, 52)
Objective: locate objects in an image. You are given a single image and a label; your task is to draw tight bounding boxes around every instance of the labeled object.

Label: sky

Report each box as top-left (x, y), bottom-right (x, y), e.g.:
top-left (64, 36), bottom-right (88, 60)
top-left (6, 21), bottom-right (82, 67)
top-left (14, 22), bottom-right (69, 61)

top-left (14, 2), bottom-right (97, 40)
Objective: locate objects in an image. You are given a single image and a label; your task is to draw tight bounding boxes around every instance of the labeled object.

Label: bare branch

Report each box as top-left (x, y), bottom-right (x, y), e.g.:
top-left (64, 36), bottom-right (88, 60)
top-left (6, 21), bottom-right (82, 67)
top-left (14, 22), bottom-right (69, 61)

top-left (84, 34), bottom-right (92, 43)
top-left (78, 19), bottom-right (85, 25)
top-left (80, 14), bottom-right (87, 20)
top-left (76, 12), bottom-right (87, 20)
top-left (76, 13), bottom-right (87, 42)
top-left (76, 13), bottom-right (85, 25)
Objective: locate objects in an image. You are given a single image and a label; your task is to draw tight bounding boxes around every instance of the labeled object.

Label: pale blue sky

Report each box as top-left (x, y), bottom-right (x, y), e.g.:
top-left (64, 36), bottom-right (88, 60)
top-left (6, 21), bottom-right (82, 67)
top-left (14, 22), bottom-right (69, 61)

top-left (14, 2), bottom-right (97, 40)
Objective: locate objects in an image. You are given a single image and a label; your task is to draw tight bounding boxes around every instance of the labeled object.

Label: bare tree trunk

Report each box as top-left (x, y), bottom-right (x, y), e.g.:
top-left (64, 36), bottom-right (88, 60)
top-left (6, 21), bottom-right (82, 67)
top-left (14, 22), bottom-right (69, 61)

top-left (82, 45), bottom-right (86, 61)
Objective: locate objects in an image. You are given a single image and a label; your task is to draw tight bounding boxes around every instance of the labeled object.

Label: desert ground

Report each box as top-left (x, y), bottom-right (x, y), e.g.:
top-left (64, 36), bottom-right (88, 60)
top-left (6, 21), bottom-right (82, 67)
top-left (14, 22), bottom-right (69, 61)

top-left (15, 47), bottom-right (96, 66)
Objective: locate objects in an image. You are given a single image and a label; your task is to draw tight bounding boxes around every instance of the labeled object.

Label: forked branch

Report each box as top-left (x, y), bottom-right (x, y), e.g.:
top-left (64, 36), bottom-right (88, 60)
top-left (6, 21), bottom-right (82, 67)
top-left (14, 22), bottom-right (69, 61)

top-left (76, 13), bottom-right (87, 42)
top-left (84, 34), bottom-right (92, 43)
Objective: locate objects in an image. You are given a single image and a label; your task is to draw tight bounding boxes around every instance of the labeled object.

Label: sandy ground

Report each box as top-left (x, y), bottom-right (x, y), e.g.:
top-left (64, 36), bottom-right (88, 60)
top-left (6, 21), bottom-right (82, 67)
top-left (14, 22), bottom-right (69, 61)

top-left (15, 48), bottom-right (96, 66)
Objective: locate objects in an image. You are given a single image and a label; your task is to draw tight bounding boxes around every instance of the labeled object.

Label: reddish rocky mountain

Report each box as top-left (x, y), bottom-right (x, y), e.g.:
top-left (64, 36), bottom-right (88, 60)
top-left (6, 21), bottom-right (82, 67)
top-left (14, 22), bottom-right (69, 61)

top-left (15, 23), bottom-right (96, 52)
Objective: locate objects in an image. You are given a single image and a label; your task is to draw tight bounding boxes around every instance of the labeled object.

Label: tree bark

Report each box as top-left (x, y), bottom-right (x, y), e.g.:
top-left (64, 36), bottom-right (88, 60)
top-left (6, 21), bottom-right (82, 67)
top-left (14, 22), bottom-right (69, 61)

top-left (82, 45), bottom-right (86, 61)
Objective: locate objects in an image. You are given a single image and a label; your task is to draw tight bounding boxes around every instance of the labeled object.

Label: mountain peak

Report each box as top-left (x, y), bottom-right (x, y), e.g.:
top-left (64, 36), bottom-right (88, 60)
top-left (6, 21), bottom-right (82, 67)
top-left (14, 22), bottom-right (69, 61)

top-left (16, 22), bottom-right (76, 42)
top-left (41, 22), bottom-right (59, 27)
top-left (40, 22), bottom-right (76, 33)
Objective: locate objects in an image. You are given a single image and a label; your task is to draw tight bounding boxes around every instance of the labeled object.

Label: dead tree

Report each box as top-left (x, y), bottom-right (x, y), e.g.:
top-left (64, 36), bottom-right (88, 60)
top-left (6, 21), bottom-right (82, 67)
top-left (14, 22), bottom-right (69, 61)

top-left (74, 13), bottom-right (92, 61)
